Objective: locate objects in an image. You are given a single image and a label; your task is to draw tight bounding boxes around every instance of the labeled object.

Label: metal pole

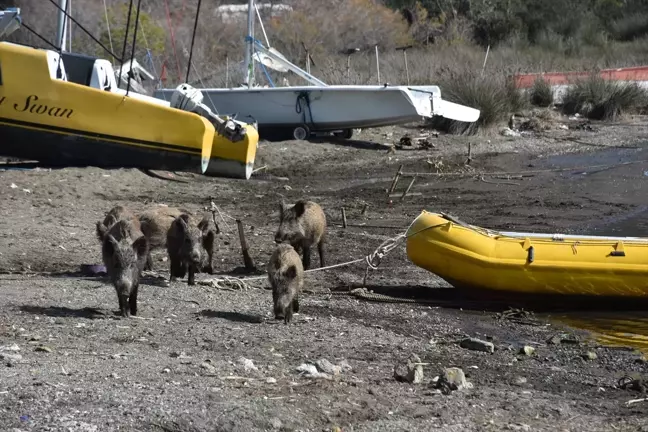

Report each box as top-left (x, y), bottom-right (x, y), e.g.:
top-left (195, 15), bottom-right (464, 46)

top-left (481, 45), bottom-right (490, 76)
top-left (375, 45), bottom-right (380, 84)
top-left (68, 0), bottom-right (72, 51)
top-left (403, 50), bottom-right (409, 85)
top-left (397, 45), bottom-right (413, 86)
top-left (244, 0), bottom-right (255, 88)
top-left (55, 0), bottom-right (68, 51)
top-left (306, 51), bottom-right (310, 75)
top-left (254, 2), bottom-right (270, 47)
top-left (346, 55), bottom-right (351, 83)
top-left (225, 53), bottom-right (229, 88)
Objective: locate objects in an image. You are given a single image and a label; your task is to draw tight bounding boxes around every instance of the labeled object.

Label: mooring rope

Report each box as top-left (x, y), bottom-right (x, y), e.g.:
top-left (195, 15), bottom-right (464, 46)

top-left (198, 231), bottom-right (409, 290)
top-left (365, 234), bottom-right (406, 270)
top-left (198, 205), bottom-right (453, 291)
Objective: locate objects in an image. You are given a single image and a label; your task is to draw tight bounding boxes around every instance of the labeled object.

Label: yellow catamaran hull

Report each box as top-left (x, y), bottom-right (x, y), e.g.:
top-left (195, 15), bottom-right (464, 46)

top-left (0, 42), bottom-right (258, 179)
top-left (406, 211), bottom-right (648, 299)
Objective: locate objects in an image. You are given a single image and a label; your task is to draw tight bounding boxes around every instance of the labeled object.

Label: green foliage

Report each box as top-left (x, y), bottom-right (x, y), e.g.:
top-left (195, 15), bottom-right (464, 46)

top-left (562, 75), bottom-right (648, 120)
top-left (530, 77), bottom-right (554, 107)
top-left (610, 13), bottom-right (648, 41)
top-left (98, 4), bottom-right (166, 60)
top-left (385, 0), bottom-right (648, 50)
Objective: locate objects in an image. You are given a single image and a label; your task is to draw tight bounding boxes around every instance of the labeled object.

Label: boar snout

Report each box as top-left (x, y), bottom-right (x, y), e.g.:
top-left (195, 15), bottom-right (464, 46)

top-left (190, 249), bottom-right (201, 264)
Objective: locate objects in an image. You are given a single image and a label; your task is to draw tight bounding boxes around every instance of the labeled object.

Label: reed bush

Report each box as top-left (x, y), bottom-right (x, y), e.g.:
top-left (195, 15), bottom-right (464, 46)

top-left (530, 77), bottom-right (554, 107)
top-left (562, 75), bottom-right (648, 120)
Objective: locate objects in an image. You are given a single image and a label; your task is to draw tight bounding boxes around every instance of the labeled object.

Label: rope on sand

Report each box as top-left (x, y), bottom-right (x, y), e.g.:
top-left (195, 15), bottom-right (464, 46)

top-left (347, 287), bottom-right (422, 304)
top-left (197, 232), bottom-right (409, 290)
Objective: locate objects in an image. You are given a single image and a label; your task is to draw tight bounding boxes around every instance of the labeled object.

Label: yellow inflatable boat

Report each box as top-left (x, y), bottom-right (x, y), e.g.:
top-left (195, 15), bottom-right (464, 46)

top-left (0, 42), bottom-right (258, 179)
top-left (406, 211), bottom-right (648, 299)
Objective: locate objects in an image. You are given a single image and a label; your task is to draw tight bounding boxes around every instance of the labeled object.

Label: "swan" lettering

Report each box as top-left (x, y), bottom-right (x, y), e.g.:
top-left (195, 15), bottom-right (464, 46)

top-left (13, 95), bottom-right (73, 118)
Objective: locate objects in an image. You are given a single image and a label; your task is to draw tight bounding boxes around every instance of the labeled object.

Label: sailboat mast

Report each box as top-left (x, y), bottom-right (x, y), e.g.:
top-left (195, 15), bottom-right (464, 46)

top-left (68, 0), bottom-right (72, 51)
top-left (244, 0), bottom-right (255, 88)
top-left (55, 0), bottom-right (68, 51)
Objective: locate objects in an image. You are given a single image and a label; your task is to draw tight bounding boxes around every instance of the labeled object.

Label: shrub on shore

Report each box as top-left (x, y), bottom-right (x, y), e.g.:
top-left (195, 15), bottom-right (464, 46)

top-left (562, 75), bottom-right (648, 120)
top-left (426, 69), bottom-right (526, 135)
top-left (530, 77), bottom-right (554, 107)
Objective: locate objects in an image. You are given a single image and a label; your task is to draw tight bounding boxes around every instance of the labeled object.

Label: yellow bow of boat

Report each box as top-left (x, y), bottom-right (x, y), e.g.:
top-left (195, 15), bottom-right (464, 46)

top-left (0, 42), bottom-right (258, 179)
top-left (405, 211), bottom-right (648, 298)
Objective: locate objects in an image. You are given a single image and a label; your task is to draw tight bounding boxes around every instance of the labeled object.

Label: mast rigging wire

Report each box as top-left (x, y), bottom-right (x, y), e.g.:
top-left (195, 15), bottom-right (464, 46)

top-left (126, 0), bottom-right (143, 96)
top-left (185, 0), bottom-right (202, 83)
top-left (163, 0), bottom-right (183, 83)
top-left (117, 0), bottom-right (135, 86)
top-left (45, 0), bottom-right (121, 61)
top-left (101, 0), bottom-right (115, 66)
top-left (20, 22), bottom-right (58, 50)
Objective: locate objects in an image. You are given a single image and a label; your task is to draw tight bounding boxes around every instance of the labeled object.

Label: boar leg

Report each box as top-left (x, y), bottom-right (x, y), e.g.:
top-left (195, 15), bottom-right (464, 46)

top-left (284, 302), bottom-right (294, 324)
top-left (188, 263), bottom-right (197, 286)
top-left (317, 239), bottom-right (326, 268)
top-left (292, 295), bottom-right (300, 314)
top-left (129, 284), bottom-right (139, 316)
top-left (118, 294), bottom-right (130, 318)
top-left (144, 253), bottom-right (154, 271)
top-left (302, 244), bottom-right (312, 270)
top-left (169, 258), bottom-right (186, 281)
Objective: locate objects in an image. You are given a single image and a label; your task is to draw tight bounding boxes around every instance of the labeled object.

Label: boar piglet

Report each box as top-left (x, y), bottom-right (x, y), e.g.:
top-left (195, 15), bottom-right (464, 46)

top-left (101, 219), bottom-right (149, 318)
top-left (166, 213), bottom-right (216, 285)
top-left (267, 243), bottom-right (304, 324)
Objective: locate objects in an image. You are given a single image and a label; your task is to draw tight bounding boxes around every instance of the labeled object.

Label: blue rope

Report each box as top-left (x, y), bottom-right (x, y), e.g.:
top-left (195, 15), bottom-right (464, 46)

top-left (244, 35), bottom-right (265, 46)
top-left (295, 91), bottom-right (314, 126)
top-left (145, 48), bottom-right (158, 77)
top-left (243, 36), bottom-right (275, 87)
top-left (258, 60), bottom-right (275, 87)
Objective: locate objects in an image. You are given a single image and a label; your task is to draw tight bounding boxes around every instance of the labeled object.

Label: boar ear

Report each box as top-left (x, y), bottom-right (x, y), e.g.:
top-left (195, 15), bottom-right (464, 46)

top-left (118, 219), bottom-right (131, 237)
top-left (202, 229), bottom-right (215, 251)
top-left (96, 221), bottom-right (108, 242)
top-left (199, 216), bottom-right (220, 235)
top-left (284, 264), bottom-right (297, 279)
top-left (174, 215), bottom-right (189, 233)
top-left (105, 215), bottom-right (117, 227)
top-left (273, 257), bottom-right (282, 270)
top-left (102, 234), bottom-right (118, 257)
top-left (179, 213), bottom-right (191, 225)
top-left (197, 217), bottom-right (208, 231)
top-left (293, 201), bottom-right (306, 218)
top-left (132, 236), bottom-right (148, 258)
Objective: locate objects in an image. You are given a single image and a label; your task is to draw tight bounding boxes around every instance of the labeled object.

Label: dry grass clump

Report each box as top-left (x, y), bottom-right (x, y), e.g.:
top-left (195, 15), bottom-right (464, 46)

top-left (530, 77), bottom-right (554, 107)
top-left (562, 75), bottom-right (648, 120)
top-left (427, 68), bottom-right (526, 135)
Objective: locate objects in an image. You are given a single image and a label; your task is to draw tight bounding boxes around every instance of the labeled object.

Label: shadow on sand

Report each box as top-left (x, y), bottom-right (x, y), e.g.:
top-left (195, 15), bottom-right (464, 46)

top-left (336, 284), bottom-right (648, 313)
top-left (197, 310), bottom-right (264, 324)
top-left (19, 305), bottom-right (108, 319)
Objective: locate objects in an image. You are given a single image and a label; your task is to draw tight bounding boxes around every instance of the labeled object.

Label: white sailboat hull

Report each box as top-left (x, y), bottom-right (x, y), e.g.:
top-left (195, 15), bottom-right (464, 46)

top-left (153, 84), bottom-right (480, 132)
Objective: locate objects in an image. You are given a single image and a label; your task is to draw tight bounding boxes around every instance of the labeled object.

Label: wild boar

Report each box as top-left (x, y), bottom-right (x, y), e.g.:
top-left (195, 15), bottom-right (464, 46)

top-left (274, 200), bottom-right (327, 270)
top-left (166, 213), bottom-right (216, 285)
top-left (137, 206), bottom-right (184, 270)
top-left (267, 243), bottom-right (304, 324)
top-left (101, 219), bottom-right (149, 317)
